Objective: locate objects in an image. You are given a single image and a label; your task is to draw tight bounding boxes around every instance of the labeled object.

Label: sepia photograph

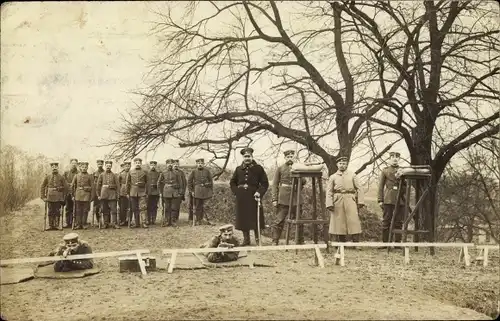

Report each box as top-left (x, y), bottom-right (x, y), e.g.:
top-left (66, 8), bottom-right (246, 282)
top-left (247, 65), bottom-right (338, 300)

top-left (1, 1), bottom-right (499, 320)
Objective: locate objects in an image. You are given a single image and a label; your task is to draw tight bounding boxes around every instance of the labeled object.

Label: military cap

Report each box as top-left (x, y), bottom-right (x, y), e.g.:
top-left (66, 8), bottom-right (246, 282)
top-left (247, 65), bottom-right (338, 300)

top-left (150, 160), bottom-right (158, 165)
top-left (50, 162), bottom-right (59, 166)
top-left (195, 158), bottom-right (205, 163)
top-left (219, 224), bottom-right (234, 232)
top-left (284, 150), bottom-right (295, 157)
top-left (70, 158), bottom-right (78, 163)
top-left (123, 161), bottom-right (131, 165)
top-left (96, 159), bottom-right (104, 164)
top-left (173, 159), bottom-right (180, 164)
top-left (105, 160), bottom-right (113, 165)
top-left (81, 162), bottom-right (89, 165)
top-left (165, 159), bottom-right (174, 163)
top-left (120, 163), bottom-right (125, 167)
top-left (336, 156), bottom-right (348, 163)
top-left (63, 232), bottom-right (79, 242)
top-left (133, 157), bottom-right (142, 162)
top-left (389, 152), bottom-right (401, 157)
top-left (240, 147), bottom-right (254, 156)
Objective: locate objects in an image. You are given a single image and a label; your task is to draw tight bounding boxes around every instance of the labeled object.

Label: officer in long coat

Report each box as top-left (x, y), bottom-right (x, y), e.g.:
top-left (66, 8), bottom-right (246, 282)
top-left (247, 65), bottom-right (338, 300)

top-left (40, 162), bottom-right (69, 230)
top-left (271, 150), bottom-right (307, 245)
top-left (147, 161), bottom-right (161, 225)
top-left (126, 158), bottom-right (149, 228)
top-left (326, 156), bottom-right (365, 245)
top-left (92, 159), bottom-right (105, 226)
top-left (63, 158), bottom-right (79, 228)
top-left (118, 161), bottom-right (131, 226)
top-left (173, 159), bottom-right (186, 223)
top-left (97, 160), bottom-right (120, 229)
top-left (187, 158), bottom-right (214, 225)
top-left (158, 159), bottom-right (182, 226)
top-left (378, 152), bottom-right (406, 246)
top-left (230, 148), bottom-right (269, 246)
top-left (71, 161), bottom-right (93, 229)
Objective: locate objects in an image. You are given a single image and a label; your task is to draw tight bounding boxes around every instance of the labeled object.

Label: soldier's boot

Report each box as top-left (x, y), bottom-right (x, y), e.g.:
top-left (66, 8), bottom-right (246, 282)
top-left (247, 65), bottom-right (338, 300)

top-left (55, 215), bottom-right (62, 230)
top-left (47, 216), bottom-right (54, 230)
top-left (378, 229), bottom-right (389, 249)
top-left (394, 233), bottom-right (402, 249)
top-left (242, 231), bottom-right (251, 246)
top-left (82, 211), bottom-right (88, 227)
top-left (254, 229), bottom-right (260, 245)
top-left (141, 212), bottom-right (148, 228)
top-left (272, 226), bottom-right (282, 245)
top-left (104, 214), bottom-right (111, 228)
top-left (111, 214), bottom-right (120, 229)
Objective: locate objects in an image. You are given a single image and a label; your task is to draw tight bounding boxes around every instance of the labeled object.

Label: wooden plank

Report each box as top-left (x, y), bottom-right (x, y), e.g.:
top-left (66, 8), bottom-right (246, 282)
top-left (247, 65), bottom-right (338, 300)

top-left (476, 245), bottom-right (499, 250)
top-left (339, 246), bottom-right (345, 267)
top-left (463, 246), bottom-right (471, 267)
top-left (136, 251), bottom-right (147, 276)
top-left (328, 242), bottom-right (474, 248)
top-left (162, 244), bottom-right (327, 255)
top-left (314, 246), bottom-right (325, 268)
top-left (483, 248), bottom-right (489, 267)
top-left (167, 251), bottom-right (177, 274)
top-left (404, 247), bottom-right (410, 264)
top-left (0, 249), bottom-right (151, 266)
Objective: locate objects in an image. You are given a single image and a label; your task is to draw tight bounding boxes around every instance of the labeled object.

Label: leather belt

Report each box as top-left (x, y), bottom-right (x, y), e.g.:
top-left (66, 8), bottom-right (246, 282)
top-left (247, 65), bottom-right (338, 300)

top-left (281, 183), bottom-right (292, 186)
top-left (333, 190), bottom-right (355, 194)
top-left (164, 184), bottom-right (177, 187)
top-left (238, 184), bottom-right (255, 189)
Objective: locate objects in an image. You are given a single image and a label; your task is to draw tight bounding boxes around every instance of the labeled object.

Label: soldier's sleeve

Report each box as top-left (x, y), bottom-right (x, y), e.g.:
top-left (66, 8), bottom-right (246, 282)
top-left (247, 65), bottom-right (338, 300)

top-left (256, 166), bottom-right (269, 197)
top-left (40, 176), bottom-right (48, 199)
top-left (71, 175), bottom-right (77, 195)
top-left (62, 176), bottom-right (69, 198)
top-left (187, 171), bottom-right (194, 192)
top-left (181, 173), bottom-right (187, 194)
top-left (229, 169), bottom-right (238, 195)
top-left (353, 174), bottom-right (365, 205)
top-left (144, 170), bottom-right (149, 194)
top-left (207, 169), bottom-right (213, 190)
top-left (157, 172), bottom-right (164, 193)
top-left (96, 173), bottom-right (103, 196)
top-left (325, 174), bottom-right (335, 209)
top-left (377, 169), bottom-right (386, 204)
top-left (73, 243), bottom-right (94, 269)
top-left (176, 172), bottom-right (185, 193)
top-left (271, 167), bottom-right (281, 202)
top-left (125, 172), bottom-right (131, 195)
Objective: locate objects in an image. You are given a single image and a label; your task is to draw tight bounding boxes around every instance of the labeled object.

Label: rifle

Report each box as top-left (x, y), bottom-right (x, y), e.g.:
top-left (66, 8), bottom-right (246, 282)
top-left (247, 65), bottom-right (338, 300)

top-left (72, 197), bottom-right (76, 230)
top-left (255, 196), bottom-right (262, 247)
top-left (92, 200), bottom-right (96, 228)
top-left (59, 204), bottom-right (64, 230)
top-left (127, 196), bottom-right (132, 228)
top-left (161, 197), bottom-right (165, 227)
top-left (43, 200), bottom-right (47, 232)
top-left (191, 193), bottom-right (195, 227)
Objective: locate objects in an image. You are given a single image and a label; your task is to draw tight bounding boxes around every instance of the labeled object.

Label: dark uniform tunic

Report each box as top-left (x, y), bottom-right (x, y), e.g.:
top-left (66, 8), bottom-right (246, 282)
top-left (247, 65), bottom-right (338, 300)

top-left (63, 168), bottom-right (78, 227)
top-left (229, 161), bottom-right (269, 231)
top-left (71, 172), bottom-right (93, 228)
top-left (118, 169), bottom-right (130, 225)
top-left (158, 169), bottom-right (182, 226)
top-left (126, 168), bottom-right (149, 227)
top-left (187, 168), bottom-right (213, 222)
top-left (173, 169), bottom-right (187, 221)
top-left (92, 168), bottom-right (104, 222)
top-left (97, 170), bottom-right (120, 227)
top-left (378, 165), bottom-right (407, 241)
top-left (49, 241), bottom-right (93, 272)
top-left (147, 168), bottom-right (161, 224)
top-left (40, 172), bottom-right (68, 229)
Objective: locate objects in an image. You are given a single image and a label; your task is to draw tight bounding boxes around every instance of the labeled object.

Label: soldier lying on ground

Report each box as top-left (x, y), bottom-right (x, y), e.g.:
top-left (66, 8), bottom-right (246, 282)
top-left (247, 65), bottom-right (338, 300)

top-left (200, 224), bottom-right (240, 263)
top-left (48, 233), bottom-right (94, 272)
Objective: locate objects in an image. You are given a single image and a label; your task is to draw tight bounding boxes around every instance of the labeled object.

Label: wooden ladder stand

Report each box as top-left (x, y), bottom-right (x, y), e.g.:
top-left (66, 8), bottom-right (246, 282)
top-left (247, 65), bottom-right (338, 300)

top-left (388, 165), bottom-right (433, 254)
top-left (284, 170), bottom-right (330, 253)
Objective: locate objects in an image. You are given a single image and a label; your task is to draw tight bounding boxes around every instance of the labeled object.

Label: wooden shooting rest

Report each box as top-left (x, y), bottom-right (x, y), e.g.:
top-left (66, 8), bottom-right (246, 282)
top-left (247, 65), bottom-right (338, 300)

top-left (388, 165), bottom-right (433, 254)
top-left (284, 170), bottom-right (330, 253)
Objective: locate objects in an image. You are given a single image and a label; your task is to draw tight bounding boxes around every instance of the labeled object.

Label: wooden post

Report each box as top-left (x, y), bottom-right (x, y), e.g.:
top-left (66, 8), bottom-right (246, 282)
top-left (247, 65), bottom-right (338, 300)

top-left (314, 245), bottom-right (325, 268)
top-left (483, 247), bottom-right (489, 267)
top-left (167, 251), bottom-right (178, 274)
top-left (136, 251), bottom-right (147, 276)
top-left (404, 247), bottom-right (410, 264)
top-left (463, 245), bottom-right (470, 267)
top-left (339, 245), bottom-right (345, 267)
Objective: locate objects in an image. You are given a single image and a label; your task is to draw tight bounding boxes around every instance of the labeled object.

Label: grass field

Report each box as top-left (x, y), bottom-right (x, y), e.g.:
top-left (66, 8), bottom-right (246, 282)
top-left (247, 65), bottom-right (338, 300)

top-left (1, 198), bottom-right (499, 321)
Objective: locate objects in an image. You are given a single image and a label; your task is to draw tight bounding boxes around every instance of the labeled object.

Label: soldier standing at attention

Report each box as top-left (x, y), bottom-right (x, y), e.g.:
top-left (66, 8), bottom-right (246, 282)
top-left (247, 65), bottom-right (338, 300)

top-left (147, 160), bottom-right (161, 225)
top-left (71, 161), bottom-right (93, 229)
top-left (172, 159), bottom-right (186, 223)
top-left (40, 162), bottom-right (68, 230)
top-left (97, 160), bottom-right (120, 229)
top-left (230, 148), bottom-right (269, 246)
top-left (92, 159), bottom-right (105, 226)
top-left (326, 156), bottom-right (365, 249)
top-left (63, 158), bottom-right (79, 228)
top-left (49, 233), bottom-right (94, 272)
top-left (378, 152), bottom-right (406, 248)
top-left (188, 158), bottom-right (214, 225)
top-left (118, 161), bottom-right (131, 226)
top-left (126, 158), bottom-right (149, 228)
top-left (271, 150), bottom-right (306, 245)
top-left (158, 159), bottom-right (182, 227)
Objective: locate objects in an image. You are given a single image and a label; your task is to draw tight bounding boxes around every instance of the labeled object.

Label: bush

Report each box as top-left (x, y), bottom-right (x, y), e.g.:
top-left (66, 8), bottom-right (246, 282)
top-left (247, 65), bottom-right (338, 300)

top-left (180, 181), bottom-right (382, 241)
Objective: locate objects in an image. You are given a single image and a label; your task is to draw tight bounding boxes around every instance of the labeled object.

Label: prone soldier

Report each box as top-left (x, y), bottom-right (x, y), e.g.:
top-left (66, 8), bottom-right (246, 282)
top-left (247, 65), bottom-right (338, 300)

top-left (71, 161), bottom-right (93, 229)
top-left (48, 233), bottom-right (93, 272)
top-left (271, 150), bottom-right (306, 245)
top-left (96, 160), bottom-right (120, 229)
top-left (63, 158), bottom-right (79, 228)
top-left (172, 159), bottom-right (186, 223)
top-left (92, 160), bottom-right (105, 226)
top-left (118, 161), bottom-right (131, 226)
top-left (40, 162), bottom-right (69, 230)
top-left (187, 158), bottom-right (214, 225)
top-left (126, 158), bottom-right (149, 228)
top-left (147, 160), bottom-right (161, 225)
top-left (158, 159), bottom-right (182, 227)
top-left (200, 224), bottom-right (240, 263)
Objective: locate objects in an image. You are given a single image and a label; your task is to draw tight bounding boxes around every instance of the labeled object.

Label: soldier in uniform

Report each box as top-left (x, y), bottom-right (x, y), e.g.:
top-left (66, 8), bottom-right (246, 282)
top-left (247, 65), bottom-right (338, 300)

top-left (200, 224), bottom-right (240, 263)
top-left (271, 150), bottom-right (306, 245)
top-left (147, 161), bottom-right (161, 225)
top-left (172, 159), bottom-right (186, 223)
top-left (92, 159), bottom-right (105, 226)
top-left (63, 158), bottom-right (79, 228)
top-left (158, 159), bottom-right (182, 227)
top-left (71, 161), bottom-right (93, 229)
top-left (118, 161), bottom-right (131, 226)
top-left (96, 160), bottom-right (120, 229)
top-left (326, 156), bottom-right (365, 248)
top-left (126, 157), bottom-right (149, 228)
top-left (188, 158), bottom-right (214, 225)
top-left (230, 148), bottom-right (269, 246)
top-left (378, 152), bottom-right (406, 247)
top-left (40, 162), bottom-right (68, 230)
top-left (48, 233), bottom-right (94, 272)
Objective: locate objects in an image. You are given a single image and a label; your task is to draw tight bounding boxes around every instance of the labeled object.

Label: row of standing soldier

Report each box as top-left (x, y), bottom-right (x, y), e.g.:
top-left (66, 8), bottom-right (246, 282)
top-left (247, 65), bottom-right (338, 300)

top-left (40, 157), bottom-right (214, 231)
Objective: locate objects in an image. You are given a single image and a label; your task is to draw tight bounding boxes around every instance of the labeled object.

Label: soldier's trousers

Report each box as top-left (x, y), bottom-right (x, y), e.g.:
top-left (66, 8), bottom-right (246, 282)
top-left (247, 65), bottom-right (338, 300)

top-left (74, 201), bottom-right (90, 228)
top-left (130, 196), bottom-right (147, 226)
top-left (272, 205), bottom-right (304, 244)
top-left (187, 195), bottom-right (194, 221)
top-left (93, 198), bottom-right (101, 223)
top-left (147, 195), bottom-right (159, 224)
top-left (101, 199), bottom-right (118, 226)
top-left (47, 202), bottom-right (62, 229)
top-left (162, 198), bottom-right (175, 225)
top-left (64, 194), bottom-right (74, 227)
top-left (172, 197), bottom-right (182, 222)
top-left (119, 196), bottom-right (129, 225)
top-left (193, 198), bottom-right (205, 221)
top-left (382, 204), bottom-right (404, 242)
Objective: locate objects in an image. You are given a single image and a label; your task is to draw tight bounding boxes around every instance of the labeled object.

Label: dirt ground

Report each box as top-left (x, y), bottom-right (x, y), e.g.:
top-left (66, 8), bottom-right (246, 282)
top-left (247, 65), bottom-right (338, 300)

top-left (1, 199), bottom-right (498, 320)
